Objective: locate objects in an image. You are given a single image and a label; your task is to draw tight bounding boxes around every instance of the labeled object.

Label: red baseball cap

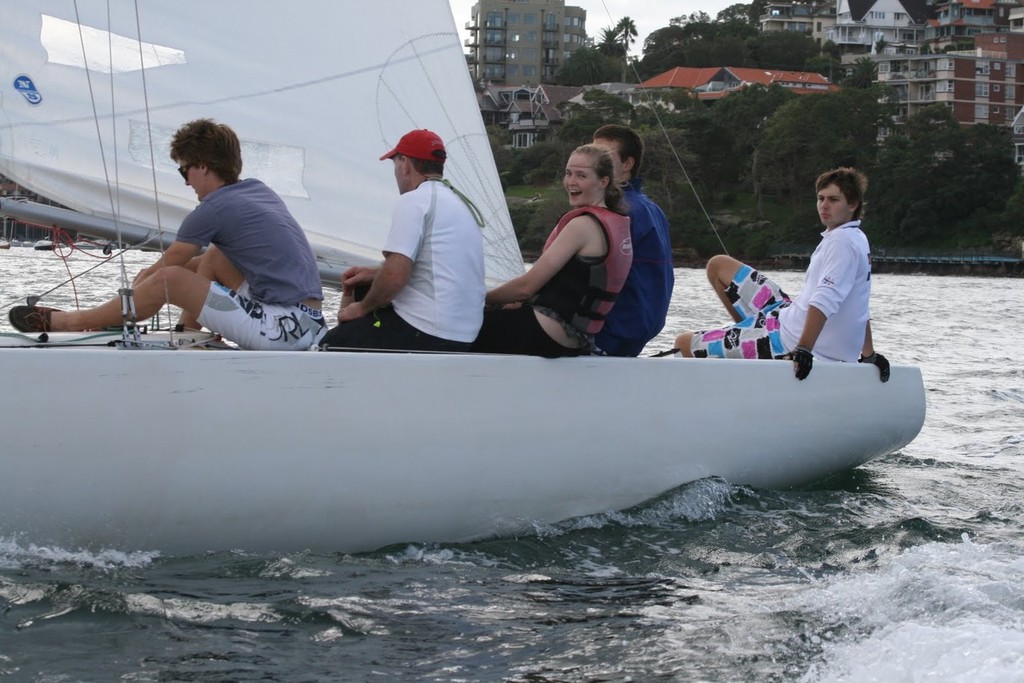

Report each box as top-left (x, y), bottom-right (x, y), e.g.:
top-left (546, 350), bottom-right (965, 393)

top-left (379, 129), bottom-right (447, 162)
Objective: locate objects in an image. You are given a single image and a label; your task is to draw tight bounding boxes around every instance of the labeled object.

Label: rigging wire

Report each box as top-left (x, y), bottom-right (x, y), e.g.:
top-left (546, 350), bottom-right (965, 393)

top-left (595, 2), bottom-right (729, 255)
top-left (131, 0), bottom-right (177, 334)
top-left (71, 1), bottom-right (134, 289)
top-left (62, 1), bottom-right (176, 342)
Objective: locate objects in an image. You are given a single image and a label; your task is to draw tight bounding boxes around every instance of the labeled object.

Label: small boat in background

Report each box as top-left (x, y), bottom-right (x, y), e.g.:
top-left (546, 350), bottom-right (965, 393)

top-left (32, 239), bottom-right (53, 250)
top-left (0, 240), bottom-right (9, 250)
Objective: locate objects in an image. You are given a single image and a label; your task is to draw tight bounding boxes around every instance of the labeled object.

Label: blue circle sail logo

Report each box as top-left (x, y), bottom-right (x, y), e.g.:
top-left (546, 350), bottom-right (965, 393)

top-left (13, 75), bottom-right (42, 105)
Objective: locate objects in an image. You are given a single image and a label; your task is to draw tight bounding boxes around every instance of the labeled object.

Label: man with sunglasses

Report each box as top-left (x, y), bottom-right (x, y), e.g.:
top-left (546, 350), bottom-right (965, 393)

top-left (8, 118), bottom-right (326, 350)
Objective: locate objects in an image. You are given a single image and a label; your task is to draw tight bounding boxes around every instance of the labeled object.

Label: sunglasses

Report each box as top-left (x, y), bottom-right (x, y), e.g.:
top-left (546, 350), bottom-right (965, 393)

top-left (177, 163), bottom-right (194, 180)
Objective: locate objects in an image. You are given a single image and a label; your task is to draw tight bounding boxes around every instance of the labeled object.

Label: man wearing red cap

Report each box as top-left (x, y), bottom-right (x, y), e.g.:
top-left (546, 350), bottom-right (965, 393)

top-left (319, 129), bottom-right (485, 352)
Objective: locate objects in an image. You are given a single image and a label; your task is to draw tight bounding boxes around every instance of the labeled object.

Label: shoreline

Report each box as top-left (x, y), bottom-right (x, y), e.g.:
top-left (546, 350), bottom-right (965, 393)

top-left (522, 249), bottom-right (1024, 277)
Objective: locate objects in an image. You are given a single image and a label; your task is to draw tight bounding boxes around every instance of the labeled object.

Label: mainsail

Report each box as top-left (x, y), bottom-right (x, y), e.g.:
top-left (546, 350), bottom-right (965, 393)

top-left (0, 1), bottom-right (524, 285)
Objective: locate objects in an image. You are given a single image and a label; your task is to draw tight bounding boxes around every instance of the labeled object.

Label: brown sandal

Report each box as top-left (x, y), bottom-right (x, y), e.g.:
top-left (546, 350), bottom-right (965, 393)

top-left (8, 306), bottom-right (60, 333)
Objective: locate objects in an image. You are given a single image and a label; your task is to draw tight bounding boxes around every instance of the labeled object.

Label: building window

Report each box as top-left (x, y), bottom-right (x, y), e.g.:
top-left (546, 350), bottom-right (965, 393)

top-left (486, 12), bottom-right (503, 28)
top-left (523, 13), bottom-right (536, 25)
top-left (994, 84), bottom-right (1001, 93)
top-left (976, 82), bottom-right (989, 97)
top-left (513, 132), bottom-right (536, 149)
top-left (975, 104), bottom-right (988, 119)
top-left (976, 61), bottom-right (990, 76)
top-left (523, 65), bottom-right (535, 78)
top-left (1007, 64), bottom-right (1016, 77)
top-left (508, 12), bottom-right (519, 25)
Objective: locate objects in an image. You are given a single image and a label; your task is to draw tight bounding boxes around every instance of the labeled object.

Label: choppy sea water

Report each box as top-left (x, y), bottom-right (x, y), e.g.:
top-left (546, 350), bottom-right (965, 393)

top-left (1, 247), bottom-right (1022, 682)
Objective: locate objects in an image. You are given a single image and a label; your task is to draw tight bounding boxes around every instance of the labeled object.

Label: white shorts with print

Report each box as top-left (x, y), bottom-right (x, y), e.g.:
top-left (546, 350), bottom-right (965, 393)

top-left (197, 282), bottom-right (326, 351)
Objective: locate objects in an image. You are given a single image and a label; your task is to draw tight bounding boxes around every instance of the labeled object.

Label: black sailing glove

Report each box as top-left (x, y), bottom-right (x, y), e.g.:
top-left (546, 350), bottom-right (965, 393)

top-left (789, 345), bottom-right (813, 381)
top-left (859, 352), bottom-right (891, 383)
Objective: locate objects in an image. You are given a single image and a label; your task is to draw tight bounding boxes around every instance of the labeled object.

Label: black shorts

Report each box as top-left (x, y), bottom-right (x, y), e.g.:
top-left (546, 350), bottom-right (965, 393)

top-left (319, 305), bottom-right (471, 353)
top-left (471, 305), bottom-right (585, 358)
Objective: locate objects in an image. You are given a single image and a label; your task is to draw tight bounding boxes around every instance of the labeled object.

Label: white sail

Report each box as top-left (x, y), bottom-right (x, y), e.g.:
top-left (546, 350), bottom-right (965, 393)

top-left (0, 1), bottom-right (524, 284)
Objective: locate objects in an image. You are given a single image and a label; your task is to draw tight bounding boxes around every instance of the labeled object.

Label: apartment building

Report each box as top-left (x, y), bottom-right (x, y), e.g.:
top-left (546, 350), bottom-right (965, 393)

top-left (875, 32), bottom-right (1024, 128)
top-left (464, 0), bottom-right (587, 86)
top-left (759, 2), bottom-right (837, 46)
top-left (926, 0), bottom-right (1020, 50)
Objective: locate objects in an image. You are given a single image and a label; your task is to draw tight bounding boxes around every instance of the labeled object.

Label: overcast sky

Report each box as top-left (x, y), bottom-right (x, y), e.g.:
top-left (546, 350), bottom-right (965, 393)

top-left (447, 1), bottom-right (739, 51)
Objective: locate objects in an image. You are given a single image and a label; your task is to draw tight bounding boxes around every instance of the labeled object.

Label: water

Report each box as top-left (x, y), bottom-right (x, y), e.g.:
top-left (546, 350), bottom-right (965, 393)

top-left (1, 248), bottom-right (1023, 682)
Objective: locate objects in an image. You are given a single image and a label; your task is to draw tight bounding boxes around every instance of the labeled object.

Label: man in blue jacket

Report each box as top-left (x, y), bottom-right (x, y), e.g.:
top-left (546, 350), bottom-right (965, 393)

top-left (592, 125), bottom-right (674, 356)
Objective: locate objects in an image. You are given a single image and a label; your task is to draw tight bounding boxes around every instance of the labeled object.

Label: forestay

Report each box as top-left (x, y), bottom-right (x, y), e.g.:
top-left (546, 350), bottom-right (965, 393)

top-left (0, 1), bottom-right (524, 285)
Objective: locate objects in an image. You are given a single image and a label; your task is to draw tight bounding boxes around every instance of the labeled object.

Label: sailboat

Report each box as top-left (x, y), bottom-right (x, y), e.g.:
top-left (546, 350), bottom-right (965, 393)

top-left (0, 1), bottom-right (925, 554)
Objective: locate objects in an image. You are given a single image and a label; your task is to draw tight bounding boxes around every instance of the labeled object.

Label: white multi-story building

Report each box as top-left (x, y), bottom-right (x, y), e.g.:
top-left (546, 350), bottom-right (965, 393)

top-left (828, 0), bottom-right (930, 59)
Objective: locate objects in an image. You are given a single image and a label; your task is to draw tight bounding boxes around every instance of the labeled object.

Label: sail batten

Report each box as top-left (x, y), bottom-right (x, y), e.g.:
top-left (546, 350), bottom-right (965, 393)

top-left (0, 1), bottom-right (523, 283)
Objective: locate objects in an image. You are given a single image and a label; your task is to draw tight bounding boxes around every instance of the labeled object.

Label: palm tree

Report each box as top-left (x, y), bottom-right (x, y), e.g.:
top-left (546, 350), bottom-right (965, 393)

top-left (614, 17), bottom-right (637, 82)
top-left (598, 27), bottom-right (625, 57)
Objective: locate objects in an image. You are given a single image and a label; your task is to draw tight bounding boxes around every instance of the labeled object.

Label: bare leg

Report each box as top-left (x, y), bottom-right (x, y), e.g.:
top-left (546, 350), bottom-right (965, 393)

top-left (706, 254), bottom-right (745, 323)
top-left (49, 266), bottom-right (215, 332)
top-left (674, 331), bottom-right (695, 357)
top-left (178, 246), bottom-right (244, 330)
top-left (669, 255), bottom-right (744, 356)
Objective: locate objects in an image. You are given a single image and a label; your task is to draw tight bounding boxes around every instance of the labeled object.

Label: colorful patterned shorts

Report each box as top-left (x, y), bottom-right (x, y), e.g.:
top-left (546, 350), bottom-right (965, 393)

top-left (690, 264), bottom-right (792, 360)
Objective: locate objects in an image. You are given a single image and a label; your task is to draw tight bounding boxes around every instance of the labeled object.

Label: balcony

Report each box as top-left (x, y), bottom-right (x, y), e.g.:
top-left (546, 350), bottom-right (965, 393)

top-left (508, 119), bottom-right (550, 131)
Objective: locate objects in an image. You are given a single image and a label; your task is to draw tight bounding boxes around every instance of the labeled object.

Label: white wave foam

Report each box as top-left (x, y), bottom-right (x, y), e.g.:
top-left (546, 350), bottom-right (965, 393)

top-left (0, 535), bottom-right (158, 570)
top-left (796, 534), bottom-right (1024, 682)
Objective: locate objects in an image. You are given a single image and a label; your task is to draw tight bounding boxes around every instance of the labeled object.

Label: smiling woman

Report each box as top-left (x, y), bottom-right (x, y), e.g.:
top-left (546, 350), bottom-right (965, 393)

top-left (471, 144), bottom-right (633, 357)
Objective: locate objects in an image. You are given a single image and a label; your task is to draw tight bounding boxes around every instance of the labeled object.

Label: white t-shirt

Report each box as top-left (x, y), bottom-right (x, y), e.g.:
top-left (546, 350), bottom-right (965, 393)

top-left (384, 179), bottom-right (485, 343)
top-left (778, 221), bottom-right (872, 362)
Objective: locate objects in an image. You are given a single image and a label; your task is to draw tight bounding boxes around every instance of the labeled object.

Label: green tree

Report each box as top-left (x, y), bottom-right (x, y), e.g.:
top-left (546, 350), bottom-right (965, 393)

top-left (746, 0), bottom-right (769, 25)
top-left (755, 88), bottom-right (889, 233)
top-left (842, 57), bottom-right (878, 89)
top-left (871, 105), bottom-right (1018, 246)
top-left (615, 16), bottom-right (638, 57)
top-left (718, 3), bottom-right (754, 24)
top-left (637, 25), bottom-right (686, 78)
top-left (598, 28), bottom-right (625, 58)
top-left (749, 30), bottom-right (819, 70)
top-left (709, 84), bottom-right (796, 214)
top-left (555, 47), bottom-right (619, 86)
top-left (615, 16), bottom-right (638, 81)
top-left (557, 89), bottom-right (635, 145)
top-left (1002, 175), bottom-right (1024, 235)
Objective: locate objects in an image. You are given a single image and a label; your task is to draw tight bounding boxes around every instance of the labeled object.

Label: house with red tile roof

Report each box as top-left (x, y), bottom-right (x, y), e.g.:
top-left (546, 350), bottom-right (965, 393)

top-left (638, 66), bottom-right (837, 101)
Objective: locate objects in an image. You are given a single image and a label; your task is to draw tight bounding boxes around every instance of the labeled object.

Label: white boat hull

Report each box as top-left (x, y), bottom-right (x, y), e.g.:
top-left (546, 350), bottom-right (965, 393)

top-left (0, 346), bottom-right (925, 554)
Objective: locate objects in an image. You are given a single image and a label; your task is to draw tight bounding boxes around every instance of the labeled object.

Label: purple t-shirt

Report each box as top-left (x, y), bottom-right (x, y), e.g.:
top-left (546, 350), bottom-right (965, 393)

top-left (177, 178), bottom-right (322, 304)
